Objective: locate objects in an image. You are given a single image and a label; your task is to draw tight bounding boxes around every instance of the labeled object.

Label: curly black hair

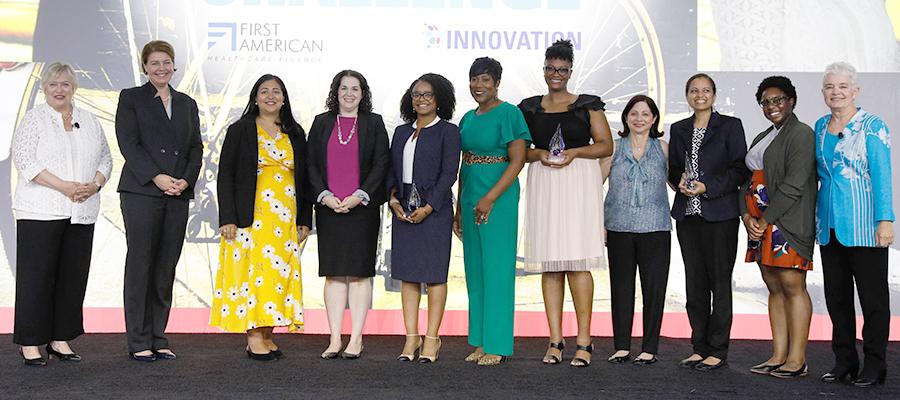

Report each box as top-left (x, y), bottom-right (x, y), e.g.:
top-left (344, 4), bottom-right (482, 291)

top-left (755, 75), bottom-right (797, 106)
top-left (240, 74), bottom-right (301, 136)
top-left (325, 69), bottom-right (373, 114)
top-left (619, 95), bottom-right (663, 138)
top-left (400, 73), bottom-right (456, 123)
top-left (469, 57), bottom-right (502, 82)
top-left (545, 39), bottom-right (574, 63)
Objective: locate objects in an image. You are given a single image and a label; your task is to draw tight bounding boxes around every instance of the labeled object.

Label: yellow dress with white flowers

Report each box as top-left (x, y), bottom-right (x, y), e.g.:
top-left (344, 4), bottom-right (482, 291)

top-left (210, 126), bottom-right (303, 332)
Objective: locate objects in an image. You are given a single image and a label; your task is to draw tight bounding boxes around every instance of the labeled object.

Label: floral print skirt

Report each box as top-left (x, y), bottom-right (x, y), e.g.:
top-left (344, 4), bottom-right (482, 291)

top-left (744, 170), bottom-right (812, 270)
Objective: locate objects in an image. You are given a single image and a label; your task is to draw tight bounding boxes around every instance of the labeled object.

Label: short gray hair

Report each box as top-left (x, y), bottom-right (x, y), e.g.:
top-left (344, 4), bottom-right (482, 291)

top-left (40, 62), bottom-right (78, 91)
top-left (823, 61), bottom-right (857, 86)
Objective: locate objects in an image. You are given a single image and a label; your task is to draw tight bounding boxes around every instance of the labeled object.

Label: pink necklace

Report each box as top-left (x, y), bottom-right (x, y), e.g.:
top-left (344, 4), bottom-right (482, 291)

top-left (336, 115), bottom-right (358, 145)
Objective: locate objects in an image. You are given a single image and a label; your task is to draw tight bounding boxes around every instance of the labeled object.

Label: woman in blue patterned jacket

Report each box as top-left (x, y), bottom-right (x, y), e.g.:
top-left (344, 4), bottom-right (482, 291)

top-left (815, 61), bottom-right (893, 388)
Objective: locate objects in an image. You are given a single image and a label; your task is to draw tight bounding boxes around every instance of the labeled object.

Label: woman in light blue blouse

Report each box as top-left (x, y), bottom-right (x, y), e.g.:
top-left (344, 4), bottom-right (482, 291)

top-left (600, 95), bottom-right (671, 366)
top-left (815, 61), bottom-right (893, 388)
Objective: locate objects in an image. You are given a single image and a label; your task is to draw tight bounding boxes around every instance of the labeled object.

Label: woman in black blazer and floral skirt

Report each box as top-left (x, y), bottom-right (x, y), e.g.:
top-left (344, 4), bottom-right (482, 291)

top-left (668, 73), bottom-right (749, 372)
top-left (307, 70), bottom-right (389, 360)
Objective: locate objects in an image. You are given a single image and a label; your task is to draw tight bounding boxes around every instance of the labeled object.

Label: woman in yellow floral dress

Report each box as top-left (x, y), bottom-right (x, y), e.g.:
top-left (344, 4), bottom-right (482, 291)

top-left (211, 74), bottom-right (312, 361)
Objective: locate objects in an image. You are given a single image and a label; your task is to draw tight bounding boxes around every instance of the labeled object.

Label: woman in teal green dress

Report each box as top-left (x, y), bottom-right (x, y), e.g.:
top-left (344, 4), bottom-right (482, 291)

top-left (453, 57), bottom-right (530, 366)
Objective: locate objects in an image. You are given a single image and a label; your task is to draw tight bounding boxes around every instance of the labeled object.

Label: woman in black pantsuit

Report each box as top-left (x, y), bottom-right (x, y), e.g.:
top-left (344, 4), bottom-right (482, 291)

top-left (115, 40), bottom-right (203, 362)
top-left (307, 70), bottom-right (389, 360)
top-left (668, 73), bottom-right (749, 372)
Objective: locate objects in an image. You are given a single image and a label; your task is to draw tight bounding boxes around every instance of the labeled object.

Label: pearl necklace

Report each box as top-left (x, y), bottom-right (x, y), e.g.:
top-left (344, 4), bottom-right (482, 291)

top-left (336, 115), bottom-right (358, 145)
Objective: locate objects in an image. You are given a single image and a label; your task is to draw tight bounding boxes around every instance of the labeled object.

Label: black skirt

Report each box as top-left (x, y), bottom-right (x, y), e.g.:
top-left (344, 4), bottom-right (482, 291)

top-left (315, 203), bottom-right (380, 277)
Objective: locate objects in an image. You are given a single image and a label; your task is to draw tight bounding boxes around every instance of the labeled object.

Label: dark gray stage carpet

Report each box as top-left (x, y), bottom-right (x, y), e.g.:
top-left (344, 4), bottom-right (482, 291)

top-left (1, 334), bottom-right (898, 399)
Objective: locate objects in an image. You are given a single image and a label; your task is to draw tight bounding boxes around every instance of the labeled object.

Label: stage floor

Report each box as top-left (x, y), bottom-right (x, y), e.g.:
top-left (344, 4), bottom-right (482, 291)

top-left (1, 334), bottom-right (898, 399)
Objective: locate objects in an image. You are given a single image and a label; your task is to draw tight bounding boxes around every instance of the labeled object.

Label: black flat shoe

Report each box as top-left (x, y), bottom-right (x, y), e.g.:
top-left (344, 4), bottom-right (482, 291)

top-left (633, 356), bottom-right (658, 366)
top-left (770, 363), bottom-right (808, 378)
top-left (853, 370), bottom-right (886, 388)
top-left (694, 359), bottom-right (728, 372)
top-left (246, 349), bottom-right (276, 361)
top-left (341, 345), bottom-right (364, 360)
top-left (821, 365), bottom-right (859, 383)
top-left (679, 358), bottom-right (701, 369)
top-left (321, 351), bottom-right (340, 359)
top-left (129, 351), bottom-right (157, 362)
top-left (749, 362), bottom-right (783, 375)
top-left (153, 349), bottom-right (177, 360)
top-left (607, 351), bottom-right (630, 364)
top-left (271, 349), bottom-right (284, 359)
top-left (20, 348), bottom-right (47, 367)
top-left (46, 344), bottom-right (82, 362)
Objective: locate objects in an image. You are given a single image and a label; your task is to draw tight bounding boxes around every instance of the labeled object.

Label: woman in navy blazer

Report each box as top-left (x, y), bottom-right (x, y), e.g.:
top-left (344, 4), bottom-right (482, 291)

top-left (387, 73), bottom-right (461, 363)
top-left (115, 40), bottom-right (203, 361)
top-left (667, 73), bottom-right (749, 372)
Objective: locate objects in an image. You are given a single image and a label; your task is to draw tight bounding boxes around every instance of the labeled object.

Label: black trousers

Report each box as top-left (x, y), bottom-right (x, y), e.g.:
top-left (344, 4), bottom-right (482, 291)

top-left (14, 219), bottom-right (94, 346)
top-left (120, 193), bottom-right (189, 353)
top-left (607, 230), bottom-right (671, 355)
top-left (676, 216), bottom-right (739, 360)
top-left (820, 231), bottom-right (890, 376)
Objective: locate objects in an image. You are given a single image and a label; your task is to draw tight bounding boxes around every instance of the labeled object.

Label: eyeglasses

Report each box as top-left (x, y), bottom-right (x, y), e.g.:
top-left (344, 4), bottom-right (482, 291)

top-left (411, 91), bottom-right (434, 100)
top-left (758, 95), bottom-right (788, 108)
top-left (542, 66), bottom-right (572, 76)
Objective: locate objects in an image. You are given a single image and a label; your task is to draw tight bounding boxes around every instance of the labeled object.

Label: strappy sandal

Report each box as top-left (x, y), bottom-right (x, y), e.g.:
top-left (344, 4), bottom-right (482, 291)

top-left (570, 343), bottom-right (593, 368)
top-left (419, 336), bottom-right (442, 363)
top-left (477, 353), bottom-right (505, 366)
top-left (397, 334), bottom-right (422, 362)
top-left (542, 341), bottom-right (565, 365)
top-left (465, 348), bottom-right (485, 362)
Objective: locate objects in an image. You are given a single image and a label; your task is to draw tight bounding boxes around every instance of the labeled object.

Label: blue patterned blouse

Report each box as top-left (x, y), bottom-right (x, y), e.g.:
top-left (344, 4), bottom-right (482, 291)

top-left (815, 108), bottom-right (894, 247)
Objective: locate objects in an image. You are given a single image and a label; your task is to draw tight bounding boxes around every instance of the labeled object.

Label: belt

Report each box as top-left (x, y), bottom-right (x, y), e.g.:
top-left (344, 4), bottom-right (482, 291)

top-left (462, 151), bottom-right (509, 165)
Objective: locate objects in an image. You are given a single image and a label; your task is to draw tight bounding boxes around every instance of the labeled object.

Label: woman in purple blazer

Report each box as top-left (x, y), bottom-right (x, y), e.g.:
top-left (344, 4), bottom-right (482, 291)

top-left (387, 73), bottom-right (461, 363)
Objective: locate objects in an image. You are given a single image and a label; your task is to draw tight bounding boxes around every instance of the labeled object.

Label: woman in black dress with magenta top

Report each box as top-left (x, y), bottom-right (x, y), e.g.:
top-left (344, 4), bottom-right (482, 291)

top-left (388, 73), bottom-right (460, 363)
top-left (307, 70), bottom-right (389, 360)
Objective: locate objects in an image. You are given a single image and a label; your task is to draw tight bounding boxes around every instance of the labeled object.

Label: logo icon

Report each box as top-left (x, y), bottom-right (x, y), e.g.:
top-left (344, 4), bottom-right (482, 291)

top-left (208, 22), bottom-right (237, 50)
top-left (424, 24), bottom-right (440, 49)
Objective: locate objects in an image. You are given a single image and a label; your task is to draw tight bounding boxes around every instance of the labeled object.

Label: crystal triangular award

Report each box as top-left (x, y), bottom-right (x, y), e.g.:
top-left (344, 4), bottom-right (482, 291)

top-left (548, 123), bottom-right (565, 163)
top-left (407, 182), bottom-right (422, 216)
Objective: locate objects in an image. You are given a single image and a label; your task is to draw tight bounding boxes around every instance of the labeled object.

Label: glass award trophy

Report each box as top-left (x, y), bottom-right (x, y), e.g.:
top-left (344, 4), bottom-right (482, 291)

top-left (547, 123), bottom-right (566, 164)
top-left (683, 151), bottom-right (698, 190)
top-left (407, 182), bottom-right (422, 216)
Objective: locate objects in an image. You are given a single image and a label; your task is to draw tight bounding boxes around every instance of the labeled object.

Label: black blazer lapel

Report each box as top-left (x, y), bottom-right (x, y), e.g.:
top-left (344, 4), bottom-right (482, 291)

top-left (356, 113), bottom-right (370, 185)
top-left (700, 112), bottom-right (722, 146)
top-left (318, 113), bottom-right (336, 173)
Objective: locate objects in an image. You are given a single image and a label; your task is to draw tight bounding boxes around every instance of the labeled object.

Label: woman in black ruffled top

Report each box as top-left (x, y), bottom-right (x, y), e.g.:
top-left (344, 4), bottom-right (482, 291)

top-left (518, 39), bottom-right (613, 367)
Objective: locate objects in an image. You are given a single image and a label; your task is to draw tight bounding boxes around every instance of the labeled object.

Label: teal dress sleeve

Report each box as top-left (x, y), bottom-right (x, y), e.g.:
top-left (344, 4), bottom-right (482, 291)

top-left (499, 102), bottom-right (532, 146)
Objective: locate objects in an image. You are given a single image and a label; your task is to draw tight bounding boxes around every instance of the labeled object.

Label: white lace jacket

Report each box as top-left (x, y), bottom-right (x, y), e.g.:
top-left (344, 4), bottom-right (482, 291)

top-left (12, 103), bottom-right (113, 224)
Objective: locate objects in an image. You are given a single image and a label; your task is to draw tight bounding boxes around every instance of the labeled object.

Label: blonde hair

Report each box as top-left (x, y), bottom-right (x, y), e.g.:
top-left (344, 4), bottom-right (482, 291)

top-left (40, 62), bottom-right (78, 91)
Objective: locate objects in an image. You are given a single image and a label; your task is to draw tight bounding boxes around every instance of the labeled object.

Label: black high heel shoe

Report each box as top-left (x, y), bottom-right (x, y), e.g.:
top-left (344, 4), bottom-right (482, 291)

top-left (542, 341), bottom-right (565, 365)
top-left (821, 365), bottom-right (859, 383)
top-left (19, 348), bottom-right (46, 367)
top-left (46, 344), bottom-right (82, 362)
top-left (570, 343), bottom-right (593, 368)
top-left (853, 370), bottom-right (887, 388)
